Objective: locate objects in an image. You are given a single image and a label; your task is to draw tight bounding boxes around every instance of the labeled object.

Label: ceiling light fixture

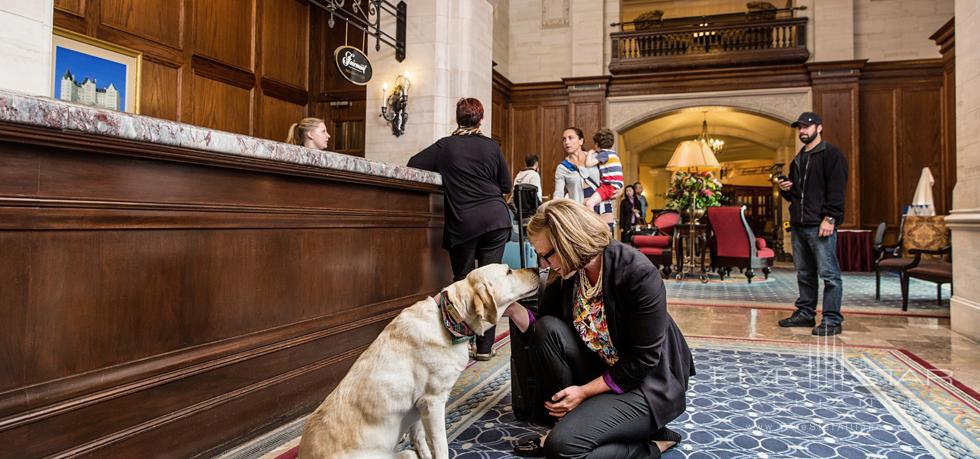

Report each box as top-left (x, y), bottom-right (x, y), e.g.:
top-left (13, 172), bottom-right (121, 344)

top-left (696, 111), bottom-right (724, 155)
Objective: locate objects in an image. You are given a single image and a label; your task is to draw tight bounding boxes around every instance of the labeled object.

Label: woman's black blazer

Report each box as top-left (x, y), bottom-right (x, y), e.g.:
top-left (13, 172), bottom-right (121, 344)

top-left (538, 240), bottom-right (695, 428)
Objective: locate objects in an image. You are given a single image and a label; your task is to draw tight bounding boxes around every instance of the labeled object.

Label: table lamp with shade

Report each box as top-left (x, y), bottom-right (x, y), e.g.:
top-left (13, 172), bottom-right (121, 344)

top-left (666, 140), bottom-right (721, 281)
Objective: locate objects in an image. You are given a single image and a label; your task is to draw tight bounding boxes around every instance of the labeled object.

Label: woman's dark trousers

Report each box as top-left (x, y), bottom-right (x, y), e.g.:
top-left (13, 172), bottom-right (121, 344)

top-left (528, 316), bottom-right (662, 458)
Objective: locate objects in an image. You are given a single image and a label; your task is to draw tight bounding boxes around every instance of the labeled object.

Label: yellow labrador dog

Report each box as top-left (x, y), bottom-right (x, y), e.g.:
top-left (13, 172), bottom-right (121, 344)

top-left (299, 264), bottom-right (540, 459)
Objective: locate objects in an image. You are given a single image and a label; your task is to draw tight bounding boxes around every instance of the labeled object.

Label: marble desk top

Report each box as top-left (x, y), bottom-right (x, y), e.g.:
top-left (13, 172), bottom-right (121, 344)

top-left (0, 89), bottom-right (441, 186)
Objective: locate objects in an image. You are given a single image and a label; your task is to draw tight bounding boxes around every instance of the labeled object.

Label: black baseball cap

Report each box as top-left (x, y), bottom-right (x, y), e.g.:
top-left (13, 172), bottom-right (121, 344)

top-left (791, 112), bottom-right (822, 127)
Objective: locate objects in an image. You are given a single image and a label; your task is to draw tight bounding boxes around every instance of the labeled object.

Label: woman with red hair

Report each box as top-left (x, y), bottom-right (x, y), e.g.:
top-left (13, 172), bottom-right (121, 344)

top-left (408, 98), bottom-right (513, 360)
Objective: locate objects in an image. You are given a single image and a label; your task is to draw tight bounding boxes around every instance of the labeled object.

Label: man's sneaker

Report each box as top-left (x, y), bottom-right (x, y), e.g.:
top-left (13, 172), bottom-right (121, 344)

top-left (778, 312), bottom-right (816, 328)
top-left (812, 323), bottom-right (842, 336)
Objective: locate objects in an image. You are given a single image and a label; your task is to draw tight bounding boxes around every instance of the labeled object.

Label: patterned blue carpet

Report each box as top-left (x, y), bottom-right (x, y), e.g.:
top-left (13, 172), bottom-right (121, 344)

top-left (665, 267), bottom-right (950, 314)
top-left (448, 338), bottom-right (979, 459)
top-left (247, 334), bottom-right (976, 459)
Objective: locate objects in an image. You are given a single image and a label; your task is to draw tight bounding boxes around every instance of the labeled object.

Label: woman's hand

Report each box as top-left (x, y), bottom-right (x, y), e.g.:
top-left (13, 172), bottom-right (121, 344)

top-left (544, 376), bottom-right (612, 418)
top-left (544, 385), bottom-right (589, 418)
top-left (583, 194), bottom-right (601, 208)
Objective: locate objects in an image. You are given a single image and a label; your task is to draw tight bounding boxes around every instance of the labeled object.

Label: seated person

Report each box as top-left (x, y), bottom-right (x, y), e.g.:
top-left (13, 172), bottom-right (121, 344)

top-left (513, 153), bottom-right (543, 203)
top-left (504, 199), bottom-right (695, 458)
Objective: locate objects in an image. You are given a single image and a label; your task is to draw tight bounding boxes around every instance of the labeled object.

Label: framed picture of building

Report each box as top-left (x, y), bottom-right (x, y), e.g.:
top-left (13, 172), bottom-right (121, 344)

top-left (51, 27), bottom-right (141, 113)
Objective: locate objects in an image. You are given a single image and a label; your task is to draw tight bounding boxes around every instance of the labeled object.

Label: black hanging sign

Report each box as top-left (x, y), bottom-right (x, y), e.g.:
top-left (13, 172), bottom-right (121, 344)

top-left (333, 45), bottom-right (373, 85)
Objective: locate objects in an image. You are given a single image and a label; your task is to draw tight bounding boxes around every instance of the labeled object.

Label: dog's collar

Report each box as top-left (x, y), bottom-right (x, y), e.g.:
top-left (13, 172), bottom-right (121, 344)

top-left (437, 291), bottom-right (475, 344)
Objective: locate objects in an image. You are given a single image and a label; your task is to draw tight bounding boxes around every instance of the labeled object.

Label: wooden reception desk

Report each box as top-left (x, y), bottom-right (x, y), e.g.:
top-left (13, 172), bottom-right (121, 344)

top-left (0, 90), bottom-right (452, 457)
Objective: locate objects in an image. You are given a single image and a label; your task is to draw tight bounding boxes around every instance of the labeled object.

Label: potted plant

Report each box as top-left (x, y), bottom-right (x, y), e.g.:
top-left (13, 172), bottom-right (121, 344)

top-left (665, 171), bottom-right (725, 222)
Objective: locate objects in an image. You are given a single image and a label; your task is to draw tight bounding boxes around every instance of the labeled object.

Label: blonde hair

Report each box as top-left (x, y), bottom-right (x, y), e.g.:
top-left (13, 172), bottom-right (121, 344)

top-left (526, 199), bottom-right (611, 273)
top-left (286, 117), bottom-right (325, 145)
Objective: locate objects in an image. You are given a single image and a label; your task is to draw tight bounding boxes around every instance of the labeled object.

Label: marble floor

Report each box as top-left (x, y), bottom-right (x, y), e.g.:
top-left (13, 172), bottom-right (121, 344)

top-left (668, 303), bottom-right (980, 390)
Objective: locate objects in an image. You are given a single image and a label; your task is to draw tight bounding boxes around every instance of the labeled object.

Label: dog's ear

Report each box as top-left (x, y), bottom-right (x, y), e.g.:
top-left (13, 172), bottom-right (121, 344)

top-left (444, 284), bottom-right (469, 316)
top-left (446, 282), bottom-right (488, 335)
top-left (469, 282), bottom-right (498, 335)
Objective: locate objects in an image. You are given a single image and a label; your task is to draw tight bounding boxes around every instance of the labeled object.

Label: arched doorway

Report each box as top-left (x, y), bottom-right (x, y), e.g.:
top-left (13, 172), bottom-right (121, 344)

top-left (604, 87), bottom-right (810, 251)
top-left (616, 106), bottom-right (797, 252)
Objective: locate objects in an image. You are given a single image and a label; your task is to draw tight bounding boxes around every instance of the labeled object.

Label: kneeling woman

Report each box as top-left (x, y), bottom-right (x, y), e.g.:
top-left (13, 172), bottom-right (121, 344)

top-left (505, 199), bottom-right (695, 458)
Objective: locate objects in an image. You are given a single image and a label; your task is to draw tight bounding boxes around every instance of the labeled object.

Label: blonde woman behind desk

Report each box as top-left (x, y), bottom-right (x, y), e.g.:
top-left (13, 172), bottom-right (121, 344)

top-left (286, 117), bottom-right (331, 150)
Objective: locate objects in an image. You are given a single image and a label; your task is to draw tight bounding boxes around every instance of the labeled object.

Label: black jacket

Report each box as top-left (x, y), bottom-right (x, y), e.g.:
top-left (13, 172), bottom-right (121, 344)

top-left (619, 196), bottom-right (638, 232)
top-left (408, 135), bottom-right (512, 249)
top-left (779, 141), bottom-right (848, 226)
top-left (538, 241), bottom-right (694, 428)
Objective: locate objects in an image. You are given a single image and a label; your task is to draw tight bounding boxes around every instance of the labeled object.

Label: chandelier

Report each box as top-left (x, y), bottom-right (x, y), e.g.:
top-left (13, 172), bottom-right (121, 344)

top-left (696, 112), bottom-right (724, 155)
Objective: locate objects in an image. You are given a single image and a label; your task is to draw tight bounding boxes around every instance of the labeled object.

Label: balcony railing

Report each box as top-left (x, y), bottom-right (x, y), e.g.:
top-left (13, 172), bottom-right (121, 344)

top-left (609, 14), bottom-right (809, 74)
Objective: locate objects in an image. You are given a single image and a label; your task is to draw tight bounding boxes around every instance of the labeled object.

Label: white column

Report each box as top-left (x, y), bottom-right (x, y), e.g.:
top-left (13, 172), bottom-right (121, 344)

top-left (798, 0), bottom-right (855, 61)
top-left (491, 0), bottom-right (510, 77)
top-left (602, 0), bottom-right (619, 76)
top-left (948, 0), bottom-right (980, 340)
top-left (365, 0), bottom-right (494, 166)
top-left (570, 0), bottom-right (604, 77)
top-left (0, 0), bottom-right (54, 95)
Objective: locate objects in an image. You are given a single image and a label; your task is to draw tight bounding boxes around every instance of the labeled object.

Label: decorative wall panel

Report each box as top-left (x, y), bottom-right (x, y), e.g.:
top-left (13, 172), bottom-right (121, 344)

top-left (859, 89), bottom-right (897, 228)
top-left (100, 0), bottom-right (182, 48)
top-left (858, 60), bottom-right (949, 233)
top-left (258, 94), bottom-right (306, 144)
top-left (191, 74), bottom-right (252, 135)
top-left (260, 0), bottom-right (308, 89)
top-left (139, 60), bottom-right (180, 120)
top-left (191, 0), bottom-right (254, 71)
top-left (54, 0), bottom-right (85, 17)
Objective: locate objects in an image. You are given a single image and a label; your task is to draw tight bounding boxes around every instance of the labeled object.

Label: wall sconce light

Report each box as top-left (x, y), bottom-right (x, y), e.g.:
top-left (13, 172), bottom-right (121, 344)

top-left (380, 74), bottom-right (410, 137)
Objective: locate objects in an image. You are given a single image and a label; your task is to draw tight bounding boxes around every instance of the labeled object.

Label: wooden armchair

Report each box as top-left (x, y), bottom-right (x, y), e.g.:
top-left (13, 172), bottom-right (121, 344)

top-left (903, 246), bottom-right (952, 310)
top-left (875, 215), bottom-right (949, 308)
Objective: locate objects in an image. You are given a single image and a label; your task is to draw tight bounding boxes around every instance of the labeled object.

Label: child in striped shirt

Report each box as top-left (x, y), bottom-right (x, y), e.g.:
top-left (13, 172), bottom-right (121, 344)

top-left (584, 128), bottom-right (624, 231)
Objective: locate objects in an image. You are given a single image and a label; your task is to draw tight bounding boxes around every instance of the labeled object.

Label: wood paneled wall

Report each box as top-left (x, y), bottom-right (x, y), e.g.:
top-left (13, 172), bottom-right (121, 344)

top-left (858, 60), bottom-right (951, 232)
top-left (54, 0), bottom-right (314, 143)
top-left (492, 58), bottom-right (954, 232)
top-left (491, 73), bottom-right (609, 198)
top-left (808, 60), bottom-right (864, 229)
top-left (0, 122), bottom-right (451, 456)
top-left (308, 5), bottom-right (368, 157)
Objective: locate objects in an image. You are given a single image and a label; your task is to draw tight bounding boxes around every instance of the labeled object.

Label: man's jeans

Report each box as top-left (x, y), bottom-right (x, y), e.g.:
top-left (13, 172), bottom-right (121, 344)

top-left (791, 225), bottom-right (843, 325)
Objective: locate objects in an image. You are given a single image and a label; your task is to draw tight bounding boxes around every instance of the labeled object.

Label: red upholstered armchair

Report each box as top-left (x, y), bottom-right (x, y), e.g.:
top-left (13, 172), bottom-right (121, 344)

top-left (706, 206), bottom-right (774, 283)
top-left (653, 211), bottom-right (681, 237)
top-left (631, 211), bottom-right (680, 276)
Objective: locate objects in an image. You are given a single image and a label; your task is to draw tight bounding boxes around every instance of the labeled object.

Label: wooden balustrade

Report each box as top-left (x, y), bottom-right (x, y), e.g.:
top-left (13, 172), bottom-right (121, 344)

top-left (610, 17), bottom-right (809, 73)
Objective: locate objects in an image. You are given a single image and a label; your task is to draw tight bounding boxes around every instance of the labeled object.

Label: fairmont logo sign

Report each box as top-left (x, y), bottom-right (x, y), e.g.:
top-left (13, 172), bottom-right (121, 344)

top-left (333, 46), bottom-right (373, 85)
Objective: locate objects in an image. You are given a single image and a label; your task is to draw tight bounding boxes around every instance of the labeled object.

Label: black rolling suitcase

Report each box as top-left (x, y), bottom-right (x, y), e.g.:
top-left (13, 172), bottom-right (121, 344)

top-left (509, 184), bottom-right (550, 424)
top-left (509, 297), bottom-right (549, 423)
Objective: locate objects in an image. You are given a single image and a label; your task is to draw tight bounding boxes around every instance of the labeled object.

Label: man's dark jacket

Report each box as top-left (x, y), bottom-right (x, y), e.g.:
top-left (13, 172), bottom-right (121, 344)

top-left (779, 140), bottom-right (848, 226)
top-left (537, 241), bottom-right (695, 428)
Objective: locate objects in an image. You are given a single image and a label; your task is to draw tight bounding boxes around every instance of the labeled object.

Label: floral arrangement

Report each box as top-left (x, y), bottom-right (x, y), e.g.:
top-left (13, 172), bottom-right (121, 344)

top-left (665, 171), bottom-right (725, 211)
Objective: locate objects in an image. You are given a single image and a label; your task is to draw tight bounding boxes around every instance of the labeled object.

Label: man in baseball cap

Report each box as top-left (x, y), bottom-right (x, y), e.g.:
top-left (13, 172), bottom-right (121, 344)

top-left (777, 111), bottom-right (848, 336)
top-left (791, 111), bottom-right (823, 127)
